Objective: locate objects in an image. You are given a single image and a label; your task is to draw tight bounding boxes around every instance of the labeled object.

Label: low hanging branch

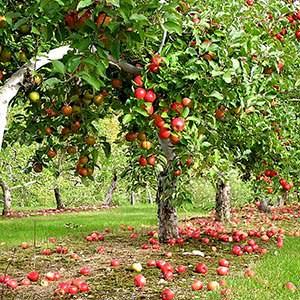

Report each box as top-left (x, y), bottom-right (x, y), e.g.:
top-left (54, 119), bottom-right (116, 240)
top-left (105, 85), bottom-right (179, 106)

top-left (0, 45), bottom-right (72, 149)
top-left (0, 44), bottom-right (142, 149)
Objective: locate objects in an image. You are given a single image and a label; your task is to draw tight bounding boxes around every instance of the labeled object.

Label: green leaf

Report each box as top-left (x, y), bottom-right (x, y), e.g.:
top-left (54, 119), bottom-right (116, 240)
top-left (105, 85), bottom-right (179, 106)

top-left (232, 58), bottom-right (240, 70)
top-left (107, 0), bottom-right (120, 7)
top-left (134, 107), bottom-right (149, 117)
top-left (209, 91), bottom-right (224, 100)
top-left (162, 21), bottom-right (182, 35)
top-left (77, 0), bottom-right (93, 10)
top-left (223, 70), bottom-right (232, 83)
top-left (110, 40), bottom-right (120, 60)
top-left (122, 114), bottom-right (133, 124)
top-left (78, 71), bottom-right (104, 91)
top-left (102, 142), bottom-right (111, 158)
top-left (66, 56), bottom-right (80, 73)
top-left (43, 78), bottom-right (61, 88)
top-left (52, 60), bottom-right (65, 74)
top-left (182, 107), bottom-right (190, 118)
top-left (91, 149), bottom-right (99, 163)
top-left (130, 14), bottom-right (149, 23)
top-left (202, 142), bottom-right (211, 148)
top-left (211, 70), bottom-right (223, 77)
top-left (54, 0), bottom-right (64, 4)
top-left (182, 73), bottom-right (199, 80)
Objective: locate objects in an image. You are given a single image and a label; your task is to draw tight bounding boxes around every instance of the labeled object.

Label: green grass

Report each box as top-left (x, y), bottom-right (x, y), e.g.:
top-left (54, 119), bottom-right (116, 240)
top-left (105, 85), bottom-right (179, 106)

top-left (0, 204), bottom-right (205, 247)
top-left (227, 237), bottom-right (300, 300)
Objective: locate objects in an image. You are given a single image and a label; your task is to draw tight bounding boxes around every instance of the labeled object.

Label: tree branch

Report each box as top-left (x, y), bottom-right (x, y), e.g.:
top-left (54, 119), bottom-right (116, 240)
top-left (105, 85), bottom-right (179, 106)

top-left (0, 45), bottom-right (72, 149)
top-left (107, 55), bottom-right (142, 74)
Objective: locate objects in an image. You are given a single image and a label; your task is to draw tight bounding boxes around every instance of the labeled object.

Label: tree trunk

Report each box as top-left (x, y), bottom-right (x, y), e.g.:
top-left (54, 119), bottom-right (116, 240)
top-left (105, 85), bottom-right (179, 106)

top-left (146, 185), bottom-right (153, 204)
top-left (54, 187), bottom-right (65, 209)
top-left (156, 168), bottom-right (179, 243)
top-left (1, 181), bottom-right (12, 216)
top-left (103, 173), bottom-right (117, 206)
top-left (215, 179), bottom-right (231, 221)
top-left (130, 191), bottom-right (135, 206)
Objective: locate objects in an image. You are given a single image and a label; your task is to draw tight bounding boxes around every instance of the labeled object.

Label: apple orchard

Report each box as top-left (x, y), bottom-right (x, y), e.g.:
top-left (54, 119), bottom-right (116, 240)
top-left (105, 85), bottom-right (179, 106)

top-left (1, 0), bottom-right (300, 242)
top-left (2, 0), bottom-right (300, 299)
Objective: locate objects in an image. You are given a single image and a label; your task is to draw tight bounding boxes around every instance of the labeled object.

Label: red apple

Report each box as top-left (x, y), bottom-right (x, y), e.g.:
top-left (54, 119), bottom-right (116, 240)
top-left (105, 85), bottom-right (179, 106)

top-left (111, 259), bottom-right (120, 267)
top-left (68, 285), bottom-right (79, 295)
top-left (192, 279), bottom-right (203, 291)
top-left (171, 117), bottom-right (185, 132)
top-left (159, 128), bottom-right (171, 139)
top-left (147, 260), bottom-right (156, 267)
top-left (285, 282), bottom-right (296, 292)
top-left (219, 259), bottom-right (229, 267)
top-left (134, 88), bottom-right (146, 99)
top-left (176, 265), bottom-right (187, 273)
top-left (20, 242), bottom-right (29, 249)
top-left (182, 97), bottom-right (192, 107)
top-left (79, 266), bottom-right (91, 276)
top-left (79, 282), bottom-right (89, 292)
top-left (21, 278), bottom-right (31, 286)
top-left (134, 274), bottom-right (146, 288)
top-left (217, 266), bottom-right (229, 276)
top-left (45, 272), bottom-right (56, 281)
top-left (6, 279), bottom-right (18, 289)
top-left (144, 89), bottom-right (156, 103)
top-left (27, 271), bottom-right (39, 282)
top-left (134, 75), bottom-right (143, 86)
top-left (195, 263), bottom-right (208, 274)
top-left (244, 268), bottom-right (255, 277)
top-left (161, 288), bottom-right (175, 300)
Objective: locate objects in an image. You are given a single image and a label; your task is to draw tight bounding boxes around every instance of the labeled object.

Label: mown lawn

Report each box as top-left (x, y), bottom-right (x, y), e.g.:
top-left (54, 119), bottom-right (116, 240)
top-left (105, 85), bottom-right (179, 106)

top-left (228, 236), bottom-right (300, 300)
top-left (0, 205), bottom-right (205, 247)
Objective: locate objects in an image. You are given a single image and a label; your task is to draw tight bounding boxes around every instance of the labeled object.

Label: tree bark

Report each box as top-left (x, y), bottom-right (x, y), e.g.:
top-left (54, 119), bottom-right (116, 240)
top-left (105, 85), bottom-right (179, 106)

top-left (54, 187), bottom-right (65, 210)
top-left (215, 178), bottom-right (231, 221)
top-left (130, 191), bottom-right (136, 206)
top-left (156, 138), bottom-right (179, 243)
top-left (103, 173), bottom-right (118, 206)
top-left (156, 168), bottom-right (179, 243)
top-left (0, 181), bottom-right (12, 216)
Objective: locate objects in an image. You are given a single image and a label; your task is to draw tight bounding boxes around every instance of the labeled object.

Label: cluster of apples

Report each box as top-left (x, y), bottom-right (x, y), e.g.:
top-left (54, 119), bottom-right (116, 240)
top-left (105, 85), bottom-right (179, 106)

top-left (54, 278), bottom-right (89, 297)
top-left (244, 2), bottom-right (300, 43)
top-left (132, 258), bottom-right (229, 298)
top-left (125, 60), bottom-right (193, 174)
top-left (85, 231), bottom-right (105, 242)
top-left (257, 168), bottom-right (294, 194)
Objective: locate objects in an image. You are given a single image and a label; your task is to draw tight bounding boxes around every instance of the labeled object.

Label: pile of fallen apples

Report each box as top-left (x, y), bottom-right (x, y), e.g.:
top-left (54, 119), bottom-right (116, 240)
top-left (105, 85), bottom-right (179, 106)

top-left (1, 204), bottom-right (300, 299)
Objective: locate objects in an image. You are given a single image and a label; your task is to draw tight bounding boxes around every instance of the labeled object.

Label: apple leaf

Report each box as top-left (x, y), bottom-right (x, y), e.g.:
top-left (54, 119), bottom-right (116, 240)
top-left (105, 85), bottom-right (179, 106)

top-left (162, 21), bottom-right (182, 35)
top-left (77, 0), bottom-right (93, 10)
top-left (209, 91), bottom-right (224, 100)
top-left (107, 0), bottom-right (120, 7)
top-left (122, 114), bottom-right (133, 124)
top-left (223, 70), bottom-right (232, 83)
top-left (134, 107), bottom-right (149, 117)
top-left (52, 60), bottom-right (65, 74)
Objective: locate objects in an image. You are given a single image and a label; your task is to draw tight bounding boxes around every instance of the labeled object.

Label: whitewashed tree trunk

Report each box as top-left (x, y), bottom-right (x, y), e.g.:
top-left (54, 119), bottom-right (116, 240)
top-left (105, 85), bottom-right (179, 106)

top-left (103, 173), bottom-right (118, 206)
top-left (0, 45), bottom-right (72, 149)
top-left (1, 181), bottom-right (12, 216)
top-left (130, 191), bottom-right (136, 206)
top-left (0, 101), bottom-right (9, 149)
